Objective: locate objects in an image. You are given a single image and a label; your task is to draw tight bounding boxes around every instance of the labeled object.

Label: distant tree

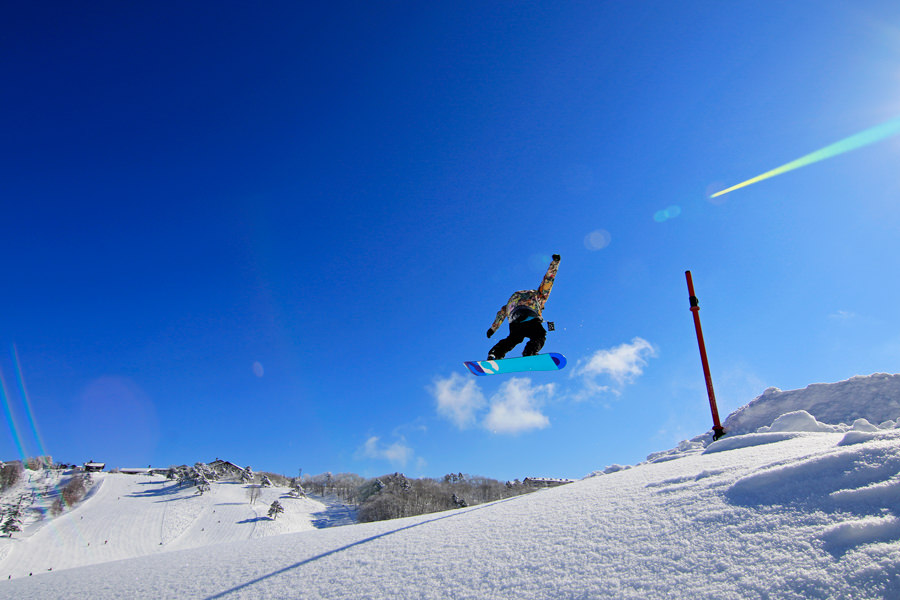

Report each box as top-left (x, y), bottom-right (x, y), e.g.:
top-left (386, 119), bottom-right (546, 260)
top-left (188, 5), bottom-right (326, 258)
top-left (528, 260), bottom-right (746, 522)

top-left (267, 500), bottom-right (284, 520)
top-left (2, 516), bottom-right (21, 538)
top-left (193, 462), bottom-right (217, 481)
top-left (241, 467), bottom-right (254, 484)
top-left (260, 475), bottom-right (273, 488)
top-left (195, 478), bottom-right (211, 495)
top-left (0, 462), bottom-right (23, 491)
top-left (356, 471), bottom-right (538, 523)
top-left (247, 485), bottom-right (261, 505)
top-left (61, 474), bottom-right (87, 507)
top-left (2, 499), bottom-right (24, 537)
top-left (176, 467), bottom-right (191, 488)
top-left (289, 478), bottom-right (305, 498)
top-left (50, 497), bottom-right (65, 517)
top-left (25, 456), bottom-right (52, 471)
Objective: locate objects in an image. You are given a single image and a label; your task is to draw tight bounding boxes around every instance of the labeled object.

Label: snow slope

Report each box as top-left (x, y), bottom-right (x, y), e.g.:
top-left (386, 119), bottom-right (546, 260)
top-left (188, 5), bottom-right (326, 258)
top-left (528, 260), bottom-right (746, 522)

top-left (0, 473), bottom-right (330, 579)
top-left (4, 373), bottom-right (900, 599)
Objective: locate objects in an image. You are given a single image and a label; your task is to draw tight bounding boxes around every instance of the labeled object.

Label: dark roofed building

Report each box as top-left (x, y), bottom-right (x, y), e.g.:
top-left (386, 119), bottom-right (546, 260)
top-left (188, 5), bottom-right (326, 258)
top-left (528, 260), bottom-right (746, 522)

top-left (209, 459), bottom-right (246, 478)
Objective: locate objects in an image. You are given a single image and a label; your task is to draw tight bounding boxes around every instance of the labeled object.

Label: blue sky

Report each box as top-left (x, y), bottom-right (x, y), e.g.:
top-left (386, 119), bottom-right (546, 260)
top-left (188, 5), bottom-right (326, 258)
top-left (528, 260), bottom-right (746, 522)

top-left (3, 1), bottom-right (900, 481)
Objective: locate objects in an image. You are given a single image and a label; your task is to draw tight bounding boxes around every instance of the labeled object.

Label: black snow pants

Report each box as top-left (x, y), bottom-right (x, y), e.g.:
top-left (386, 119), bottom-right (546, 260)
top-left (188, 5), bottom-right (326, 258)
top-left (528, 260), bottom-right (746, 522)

top-left (488, 318), bottom-right (547, 360)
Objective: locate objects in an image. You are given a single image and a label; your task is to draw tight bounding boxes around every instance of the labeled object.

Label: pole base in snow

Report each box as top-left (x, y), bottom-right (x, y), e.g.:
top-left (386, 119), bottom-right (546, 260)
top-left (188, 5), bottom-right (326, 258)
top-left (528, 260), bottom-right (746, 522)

top-left (712, 426), bottom-right (726, 442)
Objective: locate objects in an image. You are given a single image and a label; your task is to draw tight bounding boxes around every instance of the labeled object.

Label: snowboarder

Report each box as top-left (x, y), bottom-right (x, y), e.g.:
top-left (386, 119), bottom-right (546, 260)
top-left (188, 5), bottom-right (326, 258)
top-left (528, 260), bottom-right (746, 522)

top-left (486, 254), bottom-right (560, 360)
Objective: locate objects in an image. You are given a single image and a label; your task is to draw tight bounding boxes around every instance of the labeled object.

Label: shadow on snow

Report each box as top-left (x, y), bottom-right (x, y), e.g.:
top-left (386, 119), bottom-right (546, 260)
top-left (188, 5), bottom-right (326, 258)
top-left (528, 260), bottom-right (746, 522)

top-left (203, 496), bottom-right (520, 600)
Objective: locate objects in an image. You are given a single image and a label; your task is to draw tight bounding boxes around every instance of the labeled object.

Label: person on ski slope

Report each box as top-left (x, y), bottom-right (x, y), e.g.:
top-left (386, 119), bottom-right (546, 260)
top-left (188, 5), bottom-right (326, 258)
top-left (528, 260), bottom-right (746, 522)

top-left (486, 254), bottom-right (560, 360)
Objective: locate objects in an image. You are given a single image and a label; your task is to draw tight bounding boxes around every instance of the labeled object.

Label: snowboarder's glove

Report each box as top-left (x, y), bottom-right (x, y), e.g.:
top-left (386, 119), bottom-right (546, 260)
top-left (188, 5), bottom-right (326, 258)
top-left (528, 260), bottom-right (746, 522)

top-left (486, 328), bottom-right (494, 339)
top-left (552, 254), bottom-right (560, 262)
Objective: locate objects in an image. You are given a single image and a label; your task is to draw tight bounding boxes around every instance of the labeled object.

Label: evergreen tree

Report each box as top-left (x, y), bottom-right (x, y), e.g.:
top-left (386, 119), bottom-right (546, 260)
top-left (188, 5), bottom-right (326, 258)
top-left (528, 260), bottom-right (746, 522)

top-left (241, 467), bottom-right (253, 484)
top-left (267, 500), bottom-right (284, 520)
top-left (195, 478), bottom-right (211, 495)
top-left (2, 500), bottom-right (24, 538)
top-left (193, 462), bottom-right (217, 481)
top-left (176, 467), bottom-right (191, 488)
top-left (260, 475), bottom-right (273, 488)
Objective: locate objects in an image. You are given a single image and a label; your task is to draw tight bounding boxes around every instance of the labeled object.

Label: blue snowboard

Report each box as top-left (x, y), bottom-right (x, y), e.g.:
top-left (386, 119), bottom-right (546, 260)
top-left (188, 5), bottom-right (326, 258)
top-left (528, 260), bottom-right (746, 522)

top-left (464, 353), bottom-right (567, 376)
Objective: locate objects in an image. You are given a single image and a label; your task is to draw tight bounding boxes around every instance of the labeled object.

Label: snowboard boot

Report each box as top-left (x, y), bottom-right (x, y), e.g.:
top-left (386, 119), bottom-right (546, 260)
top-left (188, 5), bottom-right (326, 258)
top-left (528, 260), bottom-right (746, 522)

top-left (523, 336), bottom-right (545, 357)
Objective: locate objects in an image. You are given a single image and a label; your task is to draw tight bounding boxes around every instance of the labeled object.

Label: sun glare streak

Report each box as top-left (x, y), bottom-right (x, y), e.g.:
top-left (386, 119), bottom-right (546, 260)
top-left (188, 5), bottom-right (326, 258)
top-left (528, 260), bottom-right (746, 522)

top-left (0, 367), bottom-right (28, 461)
top-left (4, 346), bottom-right (89, 547)
top-left (711, 115), bottom-right (900, 198)
top-left (12, 344), bottom-right (48, 459)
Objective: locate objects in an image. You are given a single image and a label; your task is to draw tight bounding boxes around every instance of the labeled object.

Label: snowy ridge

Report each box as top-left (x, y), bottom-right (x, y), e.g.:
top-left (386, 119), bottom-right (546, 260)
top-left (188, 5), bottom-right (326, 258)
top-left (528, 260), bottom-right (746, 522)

top-left (4, 372), bottom-right (900, 598)
top-left (722, 372), bottom-right (900, 435)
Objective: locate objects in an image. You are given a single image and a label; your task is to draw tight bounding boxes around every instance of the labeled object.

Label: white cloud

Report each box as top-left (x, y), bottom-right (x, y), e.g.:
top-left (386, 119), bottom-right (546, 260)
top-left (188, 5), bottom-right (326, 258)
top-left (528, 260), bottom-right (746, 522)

top-left (484, 378), bottom-right (553, 435)
top-left (430, 372), bottom-right (486, 429)
top-left (828, 310), bottom-right (857, 320)
top-left (361, 436), bottom-right (413, 467)
top-left (577, 337), bottom-right (657, 386)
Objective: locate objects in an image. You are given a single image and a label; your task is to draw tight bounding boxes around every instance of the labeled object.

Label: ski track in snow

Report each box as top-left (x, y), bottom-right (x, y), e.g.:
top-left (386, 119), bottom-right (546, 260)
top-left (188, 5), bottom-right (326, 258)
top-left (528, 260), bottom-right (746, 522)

top-left (4, 373), bottom-right (900, 598)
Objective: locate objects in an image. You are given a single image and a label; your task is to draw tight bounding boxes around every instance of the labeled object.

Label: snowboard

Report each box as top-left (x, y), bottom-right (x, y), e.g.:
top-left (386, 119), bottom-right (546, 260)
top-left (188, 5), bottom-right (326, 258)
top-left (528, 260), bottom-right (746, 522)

top-left (464, 353), bottom-right (567, 376)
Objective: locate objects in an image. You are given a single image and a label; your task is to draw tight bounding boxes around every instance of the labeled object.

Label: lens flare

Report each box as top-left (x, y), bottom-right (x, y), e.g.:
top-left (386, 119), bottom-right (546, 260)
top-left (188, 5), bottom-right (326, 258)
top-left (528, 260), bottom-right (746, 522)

top-left (12, 344), bottom-right (48, 459)
top-left (653, 205), bottom-right (682, 223)
top-left (584, 229), bottom-right (611, 250)
top-left (711, 115), bottom-right (900, 199)
top-left (0, 367), bottom-right (27, 460)
top-left (2, 347), bottom-right (90, 548)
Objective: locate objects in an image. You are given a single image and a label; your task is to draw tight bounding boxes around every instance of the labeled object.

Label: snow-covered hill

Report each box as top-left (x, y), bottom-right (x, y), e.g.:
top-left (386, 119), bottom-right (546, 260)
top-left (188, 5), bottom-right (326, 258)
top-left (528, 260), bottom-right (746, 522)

top-left (0, 471), bottom-right (343, 580)
top-left (5, 373), bottom-right (900, 599)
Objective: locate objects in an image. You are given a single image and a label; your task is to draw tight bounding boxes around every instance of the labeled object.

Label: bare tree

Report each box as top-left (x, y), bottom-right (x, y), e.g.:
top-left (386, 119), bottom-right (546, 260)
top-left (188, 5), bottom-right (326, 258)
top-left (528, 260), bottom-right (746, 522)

top-left (0, 462), bottom-right (23, 491)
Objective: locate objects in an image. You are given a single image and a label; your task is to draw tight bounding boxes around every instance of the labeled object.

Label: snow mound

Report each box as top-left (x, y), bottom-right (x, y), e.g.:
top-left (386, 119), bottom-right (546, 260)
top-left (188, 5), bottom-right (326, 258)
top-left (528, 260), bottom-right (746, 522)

top-left (646, 374), bottom-right (900, 465)
top-left (722, 373), bottom-right (900, 435)
top-left (727, 430), bottom-right (900, 508)
top-left (760, 410), bottom-right (839, 433)
top-left (703, 431), bottom-right (809, 454)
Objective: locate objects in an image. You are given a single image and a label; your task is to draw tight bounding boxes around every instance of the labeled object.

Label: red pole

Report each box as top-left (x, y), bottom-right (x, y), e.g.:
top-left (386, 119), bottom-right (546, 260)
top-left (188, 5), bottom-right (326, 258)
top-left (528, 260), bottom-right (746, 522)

top-left (685, 271), bottom-right (726, 441)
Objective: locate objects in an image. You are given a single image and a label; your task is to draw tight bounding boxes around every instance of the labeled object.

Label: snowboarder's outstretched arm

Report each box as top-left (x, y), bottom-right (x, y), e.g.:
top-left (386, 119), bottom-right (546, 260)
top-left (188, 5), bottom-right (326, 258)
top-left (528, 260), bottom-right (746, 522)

top-left (536, 254), bottom-right (561, 308)
top-left (487, 305), bottom-right (507, 338)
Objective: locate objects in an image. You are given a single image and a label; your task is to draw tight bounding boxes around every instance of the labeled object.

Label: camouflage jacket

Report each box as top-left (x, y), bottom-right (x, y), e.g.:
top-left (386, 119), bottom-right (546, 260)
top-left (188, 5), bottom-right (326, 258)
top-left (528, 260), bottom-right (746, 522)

top-left (488, 257), bottom-right (560, 334)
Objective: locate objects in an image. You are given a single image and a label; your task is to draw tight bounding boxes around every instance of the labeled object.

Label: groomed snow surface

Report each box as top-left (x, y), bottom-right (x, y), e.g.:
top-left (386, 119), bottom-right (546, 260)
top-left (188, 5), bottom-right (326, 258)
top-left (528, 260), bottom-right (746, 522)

top-left (5, 374), bottom-right (900, 599)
